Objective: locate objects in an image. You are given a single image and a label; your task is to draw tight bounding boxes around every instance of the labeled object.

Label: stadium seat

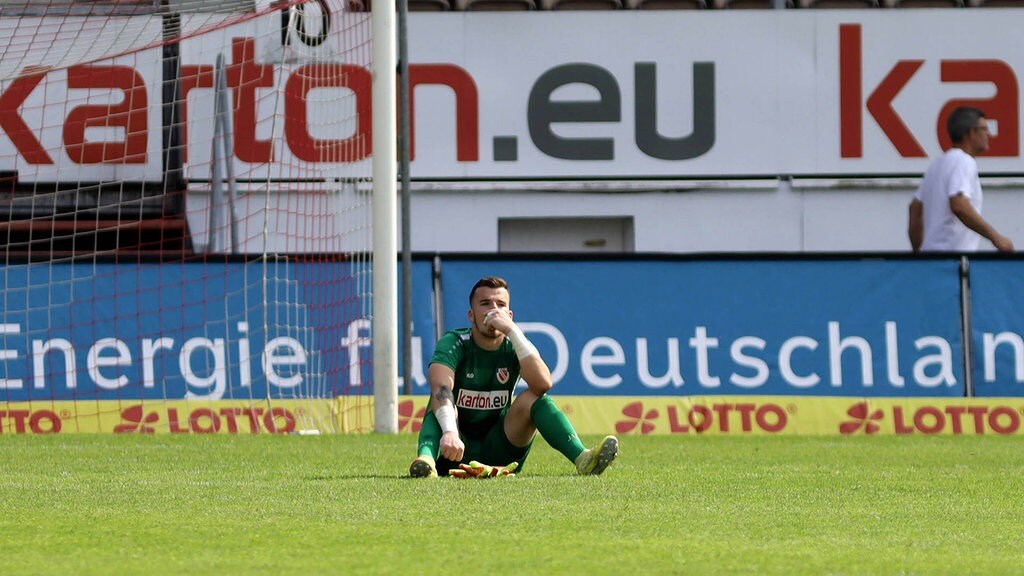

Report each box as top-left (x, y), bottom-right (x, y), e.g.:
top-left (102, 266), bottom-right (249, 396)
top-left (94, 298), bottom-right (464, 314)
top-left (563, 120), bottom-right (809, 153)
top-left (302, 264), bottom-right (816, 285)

top-left (798, 0), bottom-right (878, 7)
top-left (626, 0), bottom-right (706, 8)
top-left (884, 0), bottom-right (963, 5)
top-left (541, 0), bottom-right (622, 8)
top-left (409, 0), bottom-right (452, 8)
top-left (458, 0), bottom-right (536, 9)
top-left (967, 0), bottom-right (1024, 5)
top-left (346, 0), bottom-right (453, 9)
top-left (712, 0), bottom-right (790, 7)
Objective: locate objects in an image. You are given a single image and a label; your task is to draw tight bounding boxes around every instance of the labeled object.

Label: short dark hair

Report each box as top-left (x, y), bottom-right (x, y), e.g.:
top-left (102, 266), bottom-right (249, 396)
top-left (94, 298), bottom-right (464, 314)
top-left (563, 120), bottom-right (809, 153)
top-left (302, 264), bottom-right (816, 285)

top-left (947, 106), bottom-right (986, 144)
top-left (469, 276), bottom-right (509, 305)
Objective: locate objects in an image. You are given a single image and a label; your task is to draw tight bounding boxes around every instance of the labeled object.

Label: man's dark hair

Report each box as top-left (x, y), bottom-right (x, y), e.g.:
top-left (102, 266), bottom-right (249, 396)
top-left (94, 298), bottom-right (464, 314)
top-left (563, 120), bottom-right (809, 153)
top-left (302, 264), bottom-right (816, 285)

top-left (469, 276), bottom-right (509, 304)
top-left (947, 106), bottom-right (986, 144)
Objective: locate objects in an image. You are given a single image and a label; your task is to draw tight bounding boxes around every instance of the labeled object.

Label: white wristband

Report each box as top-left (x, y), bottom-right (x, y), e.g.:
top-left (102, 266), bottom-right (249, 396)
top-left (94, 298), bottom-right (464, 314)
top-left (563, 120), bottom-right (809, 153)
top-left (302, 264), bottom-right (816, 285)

top-left (507, 324), bottom-right (538, 360)
top-left (436, 404), bottom-right (458, 434)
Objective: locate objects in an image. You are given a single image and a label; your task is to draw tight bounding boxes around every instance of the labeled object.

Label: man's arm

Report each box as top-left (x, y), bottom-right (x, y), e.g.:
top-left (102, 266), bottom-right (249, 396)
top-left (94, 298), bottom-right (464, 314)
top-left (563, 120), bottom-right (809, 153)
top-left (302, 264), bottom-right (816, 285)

top-left (949, 194), bottom-right (1014, 252)
top-left (428, 363), bottom-right (465, 462)
top-left (485, 310), bottom-right (553, 396)
top-left (908, 199), bottom-right (923, 252)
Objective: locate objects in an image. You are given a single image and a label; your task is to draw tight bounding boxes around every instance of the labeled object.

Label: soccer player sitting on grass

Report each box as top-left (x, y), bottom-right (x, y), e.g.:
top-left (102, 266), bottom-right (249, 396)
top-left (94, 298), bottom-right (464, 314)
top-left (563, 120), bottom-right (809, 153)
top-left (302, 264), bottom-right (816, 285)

top-left (410, 276), bottom-right (619, 478)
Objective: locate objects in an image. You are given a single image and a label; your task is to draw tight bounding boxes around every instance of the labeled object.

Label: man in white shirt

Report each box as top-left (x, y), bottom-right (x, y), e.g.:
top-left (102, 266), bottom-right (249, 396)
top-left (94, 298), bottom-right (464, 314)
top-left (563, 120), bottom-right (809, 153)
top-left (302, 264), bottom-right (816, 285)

top-left (908, 106), bottom-right (1014, 253)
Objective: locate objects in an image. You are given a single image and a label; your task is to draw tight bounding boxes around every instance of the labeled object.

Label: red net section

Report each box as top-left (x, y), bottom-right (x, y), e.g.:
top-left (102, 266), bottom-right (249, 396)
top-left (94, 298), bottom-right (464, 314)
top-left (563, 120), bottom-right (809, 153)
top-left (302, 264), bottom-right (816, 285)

top-left (0, 0), bottom-right (376, 434)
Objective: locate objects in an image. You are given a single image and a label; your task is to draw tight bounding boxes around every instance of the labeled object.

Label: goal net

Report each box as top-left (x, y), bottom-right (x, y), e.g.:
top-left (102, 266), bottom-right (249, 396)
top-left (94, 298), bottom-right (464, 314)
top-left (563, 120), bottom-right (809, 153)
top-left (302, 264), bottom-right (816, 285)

top-left (0, 0), bottom-right (378, 434)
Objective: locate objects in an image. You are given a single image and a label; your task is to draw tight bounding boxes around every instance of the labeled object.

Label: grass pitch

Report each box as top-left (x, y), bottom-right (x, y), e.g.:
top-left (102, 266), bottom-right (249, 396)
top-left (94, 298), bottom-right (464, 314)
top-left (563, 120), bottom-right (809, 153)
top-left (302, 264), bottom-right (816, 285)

top-left (1, 434), bottom-right (1022, 575)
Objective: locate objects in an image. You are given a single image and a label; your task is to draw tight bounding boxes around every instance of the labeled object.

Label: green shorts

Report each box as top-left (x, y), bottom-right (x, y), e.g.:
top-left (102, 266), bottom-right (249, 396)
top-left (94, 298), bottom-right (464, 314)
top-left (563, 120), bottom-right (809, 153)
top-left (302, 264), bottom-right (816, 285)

top-left (435, 406), bottom-right (534, 476)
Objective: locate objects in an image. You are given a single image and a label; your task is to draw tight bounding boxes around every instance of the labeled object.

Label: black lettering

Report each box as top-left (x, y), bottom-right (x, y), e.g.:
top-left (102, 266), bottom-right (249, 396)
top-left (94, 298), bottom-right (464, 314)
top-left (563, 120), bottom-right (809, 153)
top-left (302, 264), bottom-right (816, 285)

top-left (635, 62), bottom-right (715, 160)
top-left (528, 63), bottom-right (620, 160)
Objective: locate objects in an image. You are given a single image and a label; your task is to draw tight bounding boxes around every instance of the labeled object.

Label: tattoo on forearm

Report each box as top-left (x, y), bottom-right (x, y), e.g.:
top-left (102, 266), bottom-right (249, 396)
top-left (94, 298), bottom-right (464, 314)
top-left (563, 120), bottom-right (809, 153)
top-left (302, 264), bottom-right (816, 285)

top-left (434, 387), bottom-right (453, 405)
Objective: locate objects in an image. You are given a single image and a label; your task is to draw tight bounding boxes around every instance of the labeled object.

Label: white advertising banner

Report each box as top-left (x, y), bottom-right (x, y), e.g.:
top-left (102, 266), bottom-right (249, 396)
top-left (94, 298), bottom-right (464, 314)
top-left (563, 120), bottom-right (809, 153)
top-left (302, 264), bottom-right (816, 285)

top-left (2, 9), bottom-right (1021, 181)
top-left (406, 10), bottom-right (1024, 179)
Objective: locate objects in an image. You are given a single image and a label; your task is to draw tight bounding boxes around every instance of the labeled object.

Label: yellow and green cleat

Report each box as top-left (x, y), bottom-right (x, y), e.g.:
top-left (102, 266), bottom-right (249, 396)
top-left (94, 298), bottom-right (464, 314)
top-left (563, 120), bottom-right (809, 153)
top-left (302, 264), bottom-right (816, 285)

top-left (409, 455), bottom-right (438, 478)
top-left (575, 435), bottom-right (619, 475)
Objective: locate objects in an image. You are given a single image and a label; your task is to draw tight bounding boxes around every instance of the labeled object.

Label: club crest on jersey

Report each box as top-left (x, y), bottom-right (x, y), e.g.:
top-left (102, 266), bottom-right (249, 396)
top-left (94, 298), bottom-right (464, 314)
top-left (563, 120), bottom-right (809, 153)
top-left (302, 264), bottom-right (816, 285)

top-left (496, 367), bottom-right (510, 384)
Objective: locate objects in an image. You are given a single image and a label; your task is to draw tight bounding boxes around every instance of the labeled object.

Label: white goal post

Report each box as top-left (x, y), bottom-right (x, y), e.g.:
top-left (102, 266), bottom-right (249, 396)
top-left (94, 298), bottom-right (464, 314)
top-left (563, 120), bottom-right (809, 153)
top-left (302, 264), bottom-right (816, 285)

top-left (371, 0), bottom-right (398, 434)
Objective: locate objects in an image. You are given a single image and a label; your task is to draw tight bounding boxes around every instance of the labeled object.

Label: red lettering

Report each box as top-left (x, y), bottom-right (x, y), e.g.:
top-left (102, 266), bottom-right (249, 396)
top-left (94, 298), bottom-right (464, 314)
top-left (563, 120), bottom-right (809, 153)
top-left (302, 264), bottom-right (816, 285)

top-left (756, 405), bottom-right (786, 433)
top-left (0, 410), bottom-right (62, 434)
top-left (988, 406), bottom-right (1018, 434)
top-left (190, 408), bottom-right (220, 434)
top-left (178, 64), bottom-right (215, 163)
top-left (9, 410), bottom-right (29, 433)
top-left (937, 60), bottom-right (1019, 157)
top-left (711, 404), bottom-right (732, 432)
top-left (226, 38), bottom-right (274, 163)
top-left (0, 68), bottom-right (52, 164)
top-left (838, 25), bottom-right (1019, 159)
top-left (219, 408), bottom-right (242, 433)
top-left (839, 24), bottom-right (862, 158)
top-left (865, 60), bottom-right (926, 158)
top-left (841, 25), bottom-right (927, 157)
top-left (893, 406), bottom-right (914, 434)
top-left (285, 63), bottom-right (371, 162)
top-left (945, 405), bottom-right (967, 434)
top-left (689, 404), bottom-right (712, 433)
top-left (408, 64), bottom-right (479, 162)
top-left (734, 403), bottom-right (756, 432)
top-left (64, 65), bottom-right (148, 164)
top-left (967, 406), bottom-right (987, 434)
top-left (915, 406), bottom-right (943, 434)
top-left (239, 408), bottom-right (263, 432)
top-left (264, 407), bottom-right (295, 433)
top-left (667, 406), bottom-right (689, 433)
top-left (29, 410), bottom-right (61, 434)
top-left (168, 408), bottom-right (189, 433)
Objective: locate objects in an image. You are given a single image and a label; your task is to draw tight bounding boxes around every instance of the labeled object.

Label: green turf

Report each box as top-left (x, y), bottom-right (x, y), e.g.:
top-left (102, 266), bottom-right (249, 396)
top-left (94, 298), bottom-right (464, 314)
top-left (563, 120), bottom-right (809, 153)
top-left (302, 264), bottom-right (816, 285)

top-left (1, 434), bottom-right (1022, 575)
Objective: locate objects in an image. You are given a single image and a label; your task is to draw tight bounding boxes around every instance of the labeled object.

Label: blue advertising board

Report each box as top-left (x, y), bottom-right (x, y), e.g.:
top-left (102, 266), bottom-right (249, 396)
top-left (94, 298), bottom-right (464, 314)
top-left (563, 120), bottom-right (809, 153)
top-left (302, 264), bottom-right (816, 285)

top-left (968, 260), bottom-right (1024, 397)
top-left (438, 259), bottom-right (964, 397)
top-left (0, 258), bottom-right (435, 402)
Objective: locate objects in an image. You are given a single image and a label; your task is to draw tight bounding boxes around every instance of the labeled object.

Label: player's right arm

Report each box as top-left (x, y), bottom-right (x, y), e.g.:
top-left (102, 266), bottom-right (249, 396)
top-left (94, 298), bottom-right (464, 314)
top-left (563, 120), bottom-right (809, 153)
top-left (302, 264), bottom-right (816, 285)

top-left (428, 362), bottom-right (465, 462)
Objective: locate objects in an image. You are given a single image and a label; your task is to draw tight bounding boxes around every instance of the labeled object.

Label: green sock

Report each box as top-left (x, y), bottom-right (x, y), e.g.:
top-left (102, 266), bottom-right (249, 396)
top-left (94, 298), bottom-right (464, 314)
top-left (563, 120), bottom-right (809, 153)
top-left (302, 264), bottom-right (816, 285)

top-left (530, 395), bottom-right (586, 463)
top-left (417, 408), bottom-right (441, 459)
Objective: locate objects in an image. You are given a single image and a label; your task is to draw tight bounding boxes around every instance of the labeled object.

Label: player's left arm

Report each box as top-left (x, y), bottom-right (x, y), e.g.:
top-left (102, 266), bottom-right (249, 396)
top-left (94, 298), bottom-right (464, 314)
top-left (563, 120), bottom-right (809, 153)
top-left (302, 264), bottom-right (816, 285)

top-left (484, 310), bottom-right (553, 396)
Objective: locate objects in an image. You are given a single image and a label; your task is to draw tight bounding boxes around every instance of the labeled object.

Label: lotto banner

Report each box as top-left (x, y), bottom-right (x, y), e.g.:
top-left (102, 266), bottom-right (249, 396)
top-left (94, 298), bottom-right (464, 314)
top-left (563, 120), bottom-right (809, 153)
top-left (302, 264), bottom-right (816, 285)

top-left (397, 396), bottom-right (1024, 437)
top-left (0, 399), bottom-right (369, 434)
top-left (6, 396), bottom-right (1023, 435)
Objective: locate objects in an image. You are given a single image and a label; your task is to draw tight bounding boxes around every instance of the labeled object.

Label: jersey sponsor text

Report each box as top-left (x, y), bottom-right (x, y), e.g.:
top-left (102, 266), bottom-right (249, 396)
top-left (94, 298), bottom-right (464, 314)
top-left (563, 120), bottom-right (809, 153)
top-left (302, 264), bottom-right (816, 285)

top-left (457, 389), bottom-right (509, 410)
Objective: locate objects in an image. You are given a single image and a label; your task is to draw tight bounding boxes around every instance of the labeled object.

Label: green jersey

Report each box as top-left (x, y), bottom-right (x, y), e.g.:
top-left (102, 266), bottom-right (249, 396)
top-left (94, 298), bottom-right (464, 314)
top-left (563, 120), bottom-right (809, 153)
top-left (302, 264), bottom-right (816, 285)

top-left (430, 328), bottom-right (521, 437)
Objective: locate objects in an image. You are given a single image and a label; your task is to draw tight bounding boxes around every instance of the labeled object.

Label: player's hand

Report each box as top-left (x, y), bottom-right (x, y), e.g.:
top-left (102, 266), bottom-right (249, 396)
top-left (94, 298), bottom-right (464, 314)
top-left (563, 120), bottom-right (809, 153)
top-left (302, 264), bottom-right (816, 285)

top-left (483, 309), bottom-right (515, 334)
top-left (439, 431), bottom-right (464, 462)
top-left (448, 461), bottom-right (518, 479)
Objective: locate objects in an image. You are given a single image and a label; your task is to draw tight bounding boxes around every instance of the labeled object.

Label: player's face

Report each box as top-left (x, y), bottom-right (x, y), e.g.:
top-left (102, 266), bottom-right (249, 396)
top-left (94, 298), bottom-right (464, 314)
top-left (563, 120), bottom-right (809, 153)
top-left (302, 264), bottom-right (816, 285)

top-left (469, 286), bottom-right (511, 338)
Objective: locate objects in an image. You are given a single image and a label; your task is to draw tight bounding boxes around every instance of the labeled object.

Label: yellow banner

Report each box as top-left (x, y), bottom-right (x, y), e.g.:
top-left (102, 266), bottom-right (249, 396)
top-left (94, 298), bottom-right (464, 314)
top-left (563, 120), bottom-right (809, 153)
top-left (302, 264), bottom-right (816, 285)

top-left (5, 396), bottom-right (1024, 435)
top-left (0, 399), bottom-right (370, 434)
top-left (397, 396), bottom-right (1024, 437)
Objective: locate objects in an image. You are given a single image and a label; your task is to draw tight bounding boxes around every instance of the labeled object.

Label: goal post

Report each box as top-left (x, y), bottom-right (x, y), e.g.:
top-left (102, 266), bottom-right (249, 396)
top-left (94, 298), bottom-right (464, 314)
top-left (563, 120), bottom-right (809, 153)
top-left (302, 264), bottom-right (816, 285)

top-left (0, 0), bottom-right (397, 434)
top-left (371, 0), bottom-right (399, 434)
